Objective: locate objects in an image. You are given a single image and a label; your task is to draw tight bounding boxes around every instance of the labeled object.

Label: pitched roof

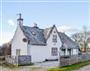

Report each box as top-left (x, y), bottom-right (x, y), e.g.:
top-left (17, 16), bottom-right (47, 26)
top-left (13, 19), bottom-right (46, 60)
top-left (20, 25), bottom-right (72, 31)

top-left (44, 25), bottom-right (61, 40)
top-left (20, 25), bottom-right (79, 48)
top-left (20, 25), bottom-right (55, 45)
top-left (21, 26), bottom-right (46, 45)
top-left (59, 32), bottom-right (79, 49)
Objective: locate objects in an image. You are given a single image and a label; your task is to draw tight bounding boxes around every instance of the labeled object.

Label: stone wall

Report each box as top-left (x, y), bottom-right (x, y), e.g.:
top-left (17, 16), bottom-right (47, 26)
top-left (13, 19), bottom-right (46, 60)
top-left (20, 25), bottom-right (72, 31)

top-left (18, 55), bottom-right (31, 65)
top-left (60, 54), bottom-right (90, 67)
top-left (5, 55), bottom-right (31, 65)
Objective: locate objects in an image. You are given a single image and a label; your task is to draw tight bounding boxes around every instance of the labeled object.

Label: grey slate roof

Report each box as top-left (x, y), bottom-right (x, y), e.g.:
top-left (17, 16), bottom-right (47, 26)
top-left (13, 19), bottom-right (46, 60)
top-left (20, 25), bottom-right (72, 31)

top-left (59, 32), bottom-right (79, 49)
top-left (21, 26), bottom-right (46, 45)
top-left (20, 25), bottom-right (79, 48)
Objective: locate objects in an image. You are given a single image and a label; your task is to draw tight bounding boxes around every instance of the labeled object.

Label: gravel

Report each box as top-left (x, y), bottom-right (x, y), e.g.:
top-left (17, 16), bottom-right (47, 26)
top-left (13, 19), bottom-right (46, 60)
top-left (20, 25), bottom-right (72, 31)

top-left (0, 61), bottom-right (59, 71)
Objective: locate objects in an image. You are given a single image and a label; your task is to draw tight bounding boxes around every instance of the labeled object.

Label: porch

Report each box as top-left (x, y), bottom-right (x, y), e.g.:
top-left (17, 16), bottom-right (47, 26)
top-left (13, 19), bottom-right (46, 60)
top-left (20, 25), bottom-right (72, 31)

top-left (60, 48), bottom-right (78, 56)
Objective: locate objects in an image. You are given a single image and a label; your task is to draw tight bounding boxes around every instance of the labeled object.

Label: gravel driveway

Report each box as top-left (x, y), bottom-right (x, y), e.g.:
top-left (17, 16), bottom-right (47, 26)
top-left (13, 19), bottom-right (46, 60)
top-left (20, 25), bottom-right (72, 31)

top-left (0, 61), bottom-right (59, 71)
top-left (32, 61), bottom-right (59, 68)
top-left (1, 61), bottom-right (90, 71)
top-left (1, 66), bottom-right (47, 71)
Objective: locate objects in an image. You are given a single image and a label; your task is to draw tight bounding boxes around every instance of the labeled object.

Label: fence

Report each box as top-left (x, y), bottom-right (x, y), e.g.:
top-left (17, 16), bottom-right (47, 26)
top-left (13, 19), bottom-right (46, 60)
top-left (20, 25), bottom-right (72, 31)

top-left (5, 54), bottom-right (90, 66)
top-left (5, 55), bottom-right (31, 65)
top-left (60, 54), bottom-right (90, 67)
top-left (5, 55), bottom-right (18, 65)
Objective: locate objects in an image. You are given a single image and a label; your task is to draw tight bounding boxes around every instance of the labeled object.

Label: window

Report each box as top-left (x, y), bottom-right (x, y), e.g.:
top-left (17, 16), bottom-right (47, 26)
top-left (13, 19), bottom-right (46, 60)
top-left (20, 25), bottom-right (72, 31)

top-left (68, 49), bottom-right (71, 56)
top-left (23, 38), bottom-right (27, 42)
top-left (16, 49), bottom-right (20, 56)
top-left (54, 31), bottom-right (56, 33)
top-left (52, 35), bottom-right (57, 42)
top-left (51, 48), bottom-right (58, 56)
top-left (61, 49), bottom-right (66, 56)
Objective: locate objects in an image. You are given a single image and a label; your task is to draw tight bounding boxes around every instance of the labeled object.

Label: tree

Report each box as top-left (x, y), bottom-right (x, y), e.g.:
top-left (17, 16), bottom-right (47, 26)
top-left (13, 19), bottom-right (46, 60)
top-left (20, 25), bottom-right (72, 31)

top-left (72, 26), bottom-right (88, 52)
top-left (0, 42), bottom-right (11, 56)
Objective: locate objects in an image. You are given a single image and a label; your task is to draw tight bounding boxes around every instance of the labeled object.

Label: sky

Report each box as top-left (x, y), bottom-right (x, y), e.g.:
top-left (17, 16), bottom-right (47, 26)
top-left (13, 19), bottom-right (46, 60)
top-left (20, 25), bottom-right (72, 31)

top-left (0, 0), bottom-right (90, 45)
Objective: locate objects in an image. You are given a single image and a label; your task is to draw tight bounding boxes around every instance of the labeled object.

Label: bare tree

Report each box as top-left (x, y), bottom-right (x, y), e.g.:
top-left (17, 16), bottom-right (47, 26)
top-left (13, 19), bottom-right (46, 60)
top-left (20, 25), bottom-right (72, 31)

top-left (72, 26), bottom-right (88, 52)
top-left (83, 25), bottom-right (87, 52)
top-left (0, 43), bottom-right (11, 56)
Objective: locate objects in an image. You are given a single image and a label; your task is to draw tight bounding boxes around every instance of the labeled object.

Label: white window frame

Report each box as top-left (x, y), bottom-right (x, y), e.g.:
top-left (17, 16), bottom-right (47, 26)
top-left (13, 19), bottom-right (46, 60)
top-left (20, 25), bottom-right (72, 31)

top-left (51, 48), bottom-right (58, 56)
top-left (16, 49), bottom-right (20, 56)
top-left (52, 35), bottom-right (57, 43)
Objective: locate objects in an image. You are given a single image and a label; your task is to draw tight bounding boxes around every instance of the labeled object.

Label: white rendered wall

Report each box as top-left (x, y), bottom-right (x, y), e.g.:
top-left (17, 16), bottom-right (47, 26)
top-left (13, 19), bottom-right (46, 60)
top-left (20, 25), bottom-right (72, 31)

top-left (28, 45), bottom-right (47, 62)
top-left (11, 25), bottom-right (28, 56)
top-left (46, 27), bottom-right (62, 59)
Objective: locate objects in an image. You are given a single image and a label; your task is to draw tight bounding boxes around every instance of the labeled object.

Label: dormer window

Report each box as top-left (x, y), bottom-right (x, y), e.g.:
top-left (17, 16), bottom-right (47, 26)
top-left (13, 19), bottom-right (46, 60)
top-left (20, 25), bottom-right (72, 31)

top-left (52, 35), bottom-right (57, 42)
top-left (23, 38), bottom-right (27, 42)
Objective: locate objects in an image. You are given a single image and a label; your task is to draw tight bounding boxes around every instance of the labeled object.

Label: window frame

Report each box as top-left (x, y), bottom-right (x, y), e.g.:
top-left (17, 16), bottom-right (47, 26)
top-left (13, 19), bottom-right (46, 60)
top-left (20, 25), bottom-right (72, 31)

top-left (51, 47), bottom-right (58, 56)
top-left (52, 35), bottom-right (57, 43)
top-left (23, 38), bottom-right (27, 42)
top-left (16, 49), bottom-right (20, 56)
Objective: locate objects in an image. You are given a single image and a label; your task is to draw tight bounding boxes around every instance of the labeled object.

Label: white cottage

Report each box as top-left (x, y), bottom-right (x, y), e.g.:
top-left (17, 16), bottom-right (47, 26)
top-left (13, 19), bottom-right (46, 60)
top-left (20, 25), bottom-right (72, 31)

top-left (11, 14), bottom-right (79, 63)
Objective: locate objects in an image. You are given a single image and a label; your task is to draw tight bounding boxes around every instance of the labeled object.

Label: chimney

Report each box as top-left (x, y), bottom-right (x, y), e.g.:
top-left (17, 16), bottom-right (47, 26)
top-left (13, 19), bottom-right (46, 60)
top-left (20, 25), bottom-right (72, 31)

top-left (17, 13), bottom-right (23, 26)
top-left (33, 22), bottom-right (38, 28)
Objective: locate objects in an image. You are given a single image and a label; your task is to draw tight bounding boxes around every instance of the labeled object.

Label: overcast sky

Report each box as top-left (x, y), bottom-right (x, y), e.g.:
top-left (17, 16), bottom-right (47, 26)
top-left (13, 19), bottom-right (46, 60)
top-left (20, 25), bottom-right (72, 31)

top-left (0, 0), bottom-right (90, 45)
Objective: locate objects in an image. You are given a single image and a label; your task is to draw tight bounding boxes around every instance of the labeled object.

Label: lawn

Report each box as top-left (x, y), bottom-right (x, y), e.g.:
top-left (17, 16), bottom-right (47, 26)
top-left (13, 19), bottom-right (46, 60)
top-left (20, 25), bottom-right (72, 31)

top-left (48, 60), bottom-right (90, 71)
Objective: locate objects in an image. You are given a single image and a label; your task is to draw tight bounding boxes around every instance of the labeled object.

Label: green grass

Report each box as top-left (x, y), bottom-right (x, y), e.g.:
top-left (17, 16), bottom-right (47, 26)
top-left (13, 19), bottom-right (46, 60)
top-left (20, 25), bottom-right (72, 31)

top-left (1, 62), bottom-right (34, 69)
top-left (48, 60), bottom-right (90, 71)
top-left (18, 62), bottom-right (34, 66)
top-left (0, 60), bottom-right (34, 69)
top-left (1, 62), bottom-right (18, 69)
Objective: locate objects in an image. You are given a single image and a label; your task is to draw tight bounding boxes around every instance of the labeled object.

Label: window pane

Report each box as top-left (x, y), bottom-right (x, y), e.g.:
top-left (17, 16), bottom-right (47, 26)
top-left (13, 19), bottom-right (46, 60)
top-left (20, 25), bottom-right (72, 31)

top-left (16, 49), bottom-right (20, 56)
top-left (52, 35), bottom-right (57, 42)
top-left (51, 48), bottom-right (58, 56)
